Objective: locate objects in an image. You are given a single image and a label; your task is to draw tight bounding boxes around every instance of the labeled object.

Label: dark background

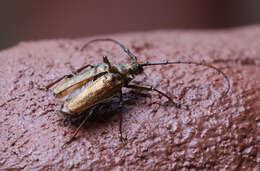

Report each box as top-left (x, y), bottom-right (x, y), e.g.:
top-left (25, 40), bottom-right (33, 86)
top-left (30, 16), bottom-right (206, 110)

top-left (1, 0), bottom-right (260, 50)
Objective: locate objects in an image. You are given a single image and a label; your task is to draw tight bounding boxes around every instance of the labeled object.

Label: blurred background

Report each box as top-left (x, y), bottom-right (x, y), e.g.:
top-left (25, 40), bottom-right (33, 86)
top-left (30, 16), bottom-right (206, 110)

top-left (1, 0), bottom-right (260, 50)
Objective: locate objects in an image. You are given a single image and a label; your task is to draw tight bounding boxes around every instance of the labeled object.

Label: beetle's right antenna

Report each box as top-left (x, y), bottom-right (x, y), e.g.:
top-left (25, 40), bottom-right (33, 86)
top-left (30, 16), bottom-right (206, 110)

top-left (80, 38), bottom-right (137, 62)
top-left (140, 60), bottom-right (231, 97)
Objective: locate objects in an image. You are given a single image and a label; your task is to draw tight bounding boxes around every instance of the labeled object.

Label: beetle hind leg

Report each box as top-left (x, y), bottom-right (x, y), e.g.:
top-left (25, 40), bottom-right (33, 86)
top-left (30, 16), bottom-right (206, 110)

top-left (66, 62), bottom-right (95, 75)
top-left (45, 64), bottom-right (94, 90)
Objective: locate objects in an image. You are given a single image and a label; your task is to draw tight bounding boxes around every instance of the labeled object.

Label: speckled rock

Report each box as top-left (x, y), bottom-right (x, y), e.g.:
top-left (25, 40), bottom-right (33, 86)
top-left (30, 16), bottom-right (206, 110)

top-left (0, 26), bottom-right (259, 170)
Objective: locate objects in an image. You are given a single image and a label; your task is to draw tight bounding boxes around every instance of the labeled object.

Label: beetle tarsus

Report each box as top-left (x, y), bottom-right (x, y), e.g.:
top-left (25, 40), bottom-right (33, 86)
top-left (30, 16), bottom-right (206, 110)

top-left (118, 115), bottom-right (127, 145)
top-left (118, 133), bottom-right (127, 145)
top-left (33, 81), bottom-right (48, 91)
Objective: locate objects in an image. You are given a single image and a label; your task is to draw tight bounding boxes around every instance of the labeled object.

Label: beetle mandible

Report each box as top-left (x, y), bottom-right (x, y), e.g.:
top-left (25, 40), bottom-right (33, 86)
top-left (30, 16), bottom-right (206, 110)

top-left (46, 38), bottom-right (230, 144)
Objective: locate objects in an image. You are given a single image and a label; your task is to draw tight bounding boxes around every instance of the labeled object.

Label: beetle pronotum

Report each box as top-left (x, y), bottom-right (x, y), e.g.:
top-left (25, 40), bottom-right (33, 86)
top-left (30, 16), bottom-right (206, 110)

top-left (46, 38), bottom-right (230, 144)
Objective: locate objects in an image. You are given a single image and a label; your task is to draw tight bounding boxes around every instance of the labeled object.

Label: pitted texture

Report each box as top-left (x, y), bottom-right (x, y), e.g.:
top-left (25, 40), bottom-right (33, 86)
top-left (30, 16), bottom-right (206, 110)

top-left (0, 26), bottom-right (259, 170)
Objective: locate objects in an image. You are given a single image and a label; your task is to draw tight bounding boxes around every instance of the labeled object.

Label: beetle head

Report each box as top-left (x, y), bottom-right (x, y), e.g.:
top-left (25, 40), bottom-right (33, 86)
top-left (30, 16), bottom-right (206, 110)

top-left (129, 62), bottom-right (143, 75)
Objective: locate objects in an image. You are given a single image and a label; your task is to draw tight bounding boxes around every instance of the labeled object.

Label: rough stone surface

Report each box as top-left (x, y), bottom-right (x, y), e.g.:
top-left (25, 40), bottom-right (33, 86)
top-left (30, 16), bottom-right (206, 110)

top-left (0, 26), bottom-right (259, 170)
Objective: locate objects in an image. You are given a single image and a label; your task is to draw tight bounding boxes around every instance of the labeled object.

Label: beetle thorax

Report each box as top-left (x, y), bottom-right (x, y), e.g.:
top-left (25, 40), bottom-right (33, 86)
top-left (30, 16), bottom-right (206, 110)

top-left (115, 62), bottom-right (143, 75)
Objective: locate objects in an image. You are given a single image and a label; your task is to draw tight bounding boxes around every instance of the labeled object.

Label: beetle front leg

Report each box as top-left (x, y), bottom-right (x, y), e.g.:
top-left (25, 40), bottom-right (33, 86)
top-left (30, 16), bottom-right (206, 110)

top-left (125, 84), bottom-right (189, 110)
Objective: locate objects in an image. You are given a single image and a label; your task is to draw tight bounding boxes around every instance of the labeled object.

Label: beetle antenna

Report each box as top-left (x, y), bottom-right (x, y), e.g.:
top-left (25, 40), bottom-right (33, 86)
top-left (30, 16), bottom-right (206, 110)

top-left (140, 60), bottom-right (230, 96)
top-left (80, 38), bottom-right (137, 62)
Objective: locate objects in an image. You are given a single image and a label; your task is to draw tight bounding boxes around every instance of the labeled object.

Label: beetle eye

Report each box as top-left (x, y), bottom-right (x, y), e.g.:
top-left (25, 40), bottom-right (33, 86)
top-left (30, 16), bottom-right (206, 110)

top-left (136, 64), bottom-right (143, 73)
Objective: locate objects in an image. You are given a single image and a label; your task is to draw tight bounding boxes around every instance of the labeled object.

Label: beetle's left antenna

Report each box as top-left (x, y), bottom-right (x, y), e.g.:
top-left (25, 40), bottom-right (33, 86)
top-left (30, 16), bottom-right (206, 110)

top-left (80, 38), bottom-right (137, 62)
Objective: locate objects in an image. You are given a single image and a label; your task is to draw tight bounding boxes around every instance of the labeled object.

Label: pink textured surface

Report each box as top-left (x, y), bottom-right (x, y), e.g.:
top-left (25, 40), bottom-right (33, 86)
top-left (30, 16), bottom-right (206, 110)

top-left (0, 26), bottom-right (260, 170)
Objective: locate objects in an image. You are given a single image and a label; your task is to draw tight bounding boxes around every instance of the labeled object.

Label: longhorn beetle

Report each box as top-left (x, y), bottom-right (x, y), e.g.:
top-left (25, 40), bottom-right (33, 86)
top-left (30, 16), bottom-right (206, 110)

top-left (46, 38), bottom-right (230, 144)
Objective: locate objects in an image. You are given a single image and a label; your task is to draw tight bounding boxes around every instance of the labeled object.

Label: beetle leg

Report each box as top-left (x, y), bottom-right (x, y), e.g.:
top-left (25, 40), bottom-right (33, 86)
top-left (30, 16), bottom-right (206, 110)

top-left (64, 106), bottom-right (96, 146)
top-left (118, 90), bottom-right (126, 144)
top-left (66, 62), bottom-right (95, 75)
top-left (74, 64), bottom-right (95, 74)
top-left (45, 64), bottom-right (94, 89)
top-left (125, 84), bottom-right (189, 110)
top-left (45, 74), bottom-right (74, 89)
top-left (119, 90), bottom-right (123, 107)
top-left (118, 113), bottom-right (126, 144)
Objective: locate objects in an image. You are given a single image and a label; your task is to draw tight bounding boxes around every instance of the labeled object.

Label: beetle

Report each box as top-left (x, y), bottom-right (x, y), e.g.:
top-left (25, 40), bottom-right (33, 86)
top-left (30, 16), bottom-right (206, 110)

top-left (46, 38), bottom-right (230, 144)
